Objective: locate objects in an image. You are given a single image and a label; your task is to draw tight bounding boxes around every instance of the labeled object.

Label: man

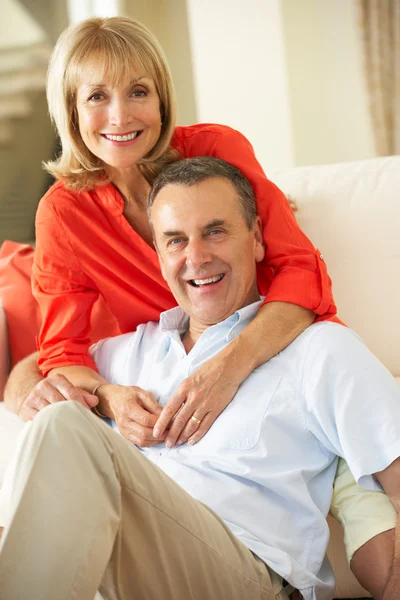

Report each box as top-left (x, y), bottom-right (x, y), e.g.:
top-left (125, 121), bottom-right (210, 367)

top-left (0, 157), bottom-right (399, 600)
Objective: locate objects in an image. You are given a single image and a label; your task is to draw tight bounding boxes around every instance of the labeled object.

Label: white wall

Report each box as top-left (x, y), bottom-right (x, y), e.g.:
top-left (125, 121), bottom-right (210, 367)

top-left (1, 0), bottom-right (46, 47)
top-left (67, 0), bottom-right (120, 24)
top-left (84, 0), bottom-right (376, 169)
top-left (186, 0), bottom-right (295, 169)
top-left (281, 0), bottom-right (376, 165)
top-left (120, 0), bottom-right (197, 127)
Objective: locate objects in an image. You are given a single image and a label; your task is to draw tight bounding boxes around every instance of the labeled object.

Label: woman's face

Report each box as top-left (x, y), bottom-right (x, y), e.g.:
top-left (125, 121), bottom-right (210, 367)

top-left (75, 62), bottom-right (162, 172)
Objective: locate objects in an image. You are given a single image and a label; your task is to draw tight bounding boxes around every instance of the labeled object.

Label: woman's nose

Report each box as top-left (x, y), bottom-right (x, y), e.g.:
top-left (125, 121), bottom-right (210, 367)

top-left (109, 98), bottom-right (132, 127)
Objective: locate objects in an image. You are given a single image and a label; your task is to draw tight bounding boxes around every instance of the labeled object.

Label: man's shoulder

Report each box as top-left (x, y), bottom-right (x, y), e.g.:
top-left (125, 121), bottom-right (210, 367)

top-left (295, 322), bottom-right (362, 354)
top-left (91, 321), bottom-right (161, 362)
top-left (280, 322), bottom-right (365, 380)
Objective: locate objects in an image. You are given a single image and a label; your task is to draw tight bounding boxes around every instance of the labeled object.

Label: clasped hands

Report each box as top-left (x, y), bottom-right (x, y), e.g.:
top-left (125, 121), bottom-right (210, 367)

top-left (18, 356), bottom-right (240, 448)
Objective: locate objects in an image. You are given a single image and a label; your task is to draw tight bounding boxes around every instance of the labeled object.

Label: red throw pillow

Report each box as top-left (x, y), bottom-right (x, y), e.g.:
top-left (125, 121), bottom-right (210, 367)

top-left (0, 241), bottom-right (120, 368)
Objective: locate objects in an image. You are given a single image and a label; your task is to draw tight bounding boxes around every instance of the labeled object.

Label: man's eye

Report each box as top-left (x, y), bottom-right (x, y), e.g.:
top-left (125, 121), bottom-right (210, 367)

top-left (168, 238), bottom-right (184, 246)
top-left (208, 229), bottom-right (223, 236)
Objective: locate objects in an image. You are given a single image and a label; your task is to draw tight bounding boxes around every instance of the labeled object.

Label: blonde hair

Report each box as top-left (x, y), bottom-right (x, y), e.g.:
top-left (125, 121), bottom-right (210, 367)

top-left (44, 17), bottom-right (178, 190)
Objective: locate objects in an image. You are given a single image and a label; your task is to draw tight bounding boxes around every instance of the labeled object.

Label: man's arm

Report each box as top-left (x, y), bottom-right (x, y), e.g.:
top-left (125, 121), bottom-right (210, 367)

top-left (374, 458), bottom-right (400, 600)
top-left (4, 352), bottom-right (43, 414)
top-left (4, 353), bottom-right (98, 420)
top-left (4, 350), bottom-right (163, 445)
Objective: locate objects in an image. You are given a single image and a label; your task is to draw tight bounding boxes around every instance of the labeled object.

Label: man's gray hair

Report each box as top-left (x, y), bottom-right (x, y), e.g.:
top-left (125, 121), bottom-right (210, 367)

top-left (148, 156), bottom-right (258, 229)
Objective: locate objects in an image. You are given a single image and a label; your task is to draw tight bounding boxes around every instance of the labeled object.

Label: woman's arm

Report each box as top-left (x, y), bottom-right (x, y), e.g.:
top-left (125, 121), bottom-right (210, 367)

top-left (154, 301), bottom-right (314, 446)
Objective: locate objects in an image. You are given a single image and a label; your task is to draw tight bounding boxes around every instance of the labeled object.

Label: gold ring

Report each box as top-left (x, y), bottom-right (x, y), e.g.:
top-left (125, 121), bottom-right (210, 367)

top-left (190, 415), bottom-right (202, 425)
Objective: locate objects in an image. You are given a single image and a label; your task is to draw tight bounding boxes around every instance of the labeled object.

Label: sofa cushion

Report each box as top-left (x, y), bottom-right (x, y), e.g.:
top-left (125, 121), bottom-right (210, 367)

top-left (0, 241), bottom-right (40, 368)
top-left (0, 241), bottom-right (120, 369)
top-left (0, 403), bottom-right (24, 487)
top-left (268, 156), bottom-right (400, 378)
top-left (0, 303), bottom-right (9, 399)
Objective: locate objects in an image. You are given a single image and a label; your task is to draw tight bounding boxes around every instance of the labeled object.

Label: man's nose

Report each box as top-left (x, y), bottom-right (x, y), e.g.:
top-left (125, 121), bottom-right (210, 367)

top-left (186, 239), bottom-right (212, 270)
top-left (109, 98), bottom-right (133, 127)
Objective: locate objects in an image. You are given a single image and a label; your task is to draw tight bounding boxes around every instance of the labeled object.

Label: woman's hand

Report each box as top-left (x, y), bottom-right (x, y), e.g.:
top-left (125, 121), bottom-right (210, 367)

top-left (153, 302), bottom-right (315, 448)
top-left (153, 345), bottom-right (244, 448)
top-left (99, 384), bottom-right (167, 447)
top-left (17, 374), bottom-right (98, 422)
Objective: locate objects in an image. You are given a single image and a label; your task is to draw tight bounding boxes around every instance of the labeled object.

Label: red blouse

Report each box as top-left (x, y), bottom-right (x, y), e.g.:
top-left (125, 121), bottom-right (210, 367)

top-left (33, 124), bottom-right (337, 375)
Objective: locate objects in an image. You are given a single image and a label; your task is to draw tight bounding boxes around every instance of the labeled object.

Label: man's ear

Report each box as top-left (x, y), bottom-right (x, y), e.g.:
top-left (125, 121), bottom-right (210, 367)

top-left (160, 261), bottom-right (167, 281)
top-left (254, 217), bottom-right (265, 263)
top-left (152, 232), bottom-right (167, 281)
top-left (158, 253), bottom-right (167, 281)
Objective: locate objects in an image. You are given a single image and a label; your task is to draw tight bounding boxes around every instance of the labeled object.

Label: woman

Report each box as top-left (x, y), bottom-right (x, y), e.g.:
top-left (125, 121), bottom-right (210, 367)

top-left (27, 16), bottom-right (336, 447)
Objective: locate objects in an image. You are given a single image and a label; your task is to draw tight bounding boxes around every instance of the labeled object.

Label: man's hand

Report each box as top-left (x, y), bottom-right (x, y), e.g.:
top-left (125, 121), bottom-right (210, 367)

top-left (17, 374), bottom-right (98, 422)
top-left (98, 384), bottom-right (167, 447)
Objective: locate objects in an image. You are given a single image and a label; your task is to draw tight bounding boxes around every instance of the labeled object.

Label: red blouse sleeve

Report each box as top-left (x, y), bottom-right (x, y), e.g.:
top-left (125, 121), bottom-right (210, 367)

top-left (33, 189), bottom-right (99, 376)
top-left (176, 126), bottom-right (337, 320)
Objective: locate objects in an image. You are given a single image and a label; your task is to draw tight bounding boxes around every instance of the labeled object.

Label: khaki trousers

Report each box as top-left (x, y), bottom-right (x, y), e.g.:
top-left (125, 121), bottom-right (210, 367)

top-left (0, 402), bottom-right (288, 600)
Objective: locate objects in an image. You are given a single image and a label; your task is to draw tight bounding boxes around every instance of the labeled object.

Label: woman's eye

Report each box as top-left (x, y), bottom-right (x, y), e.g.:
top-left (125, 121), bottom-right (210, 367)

top-left (131, 88), bottom-right (147, 98)
top-left (88, 93), bottom-right (104, 102)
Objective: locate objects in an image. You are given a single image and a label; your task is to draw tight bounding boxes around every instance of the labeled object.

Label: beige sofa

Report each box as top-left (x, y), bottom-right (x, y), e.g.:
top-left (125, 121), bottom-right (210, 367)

top-left (0, 155), bottom-right (399, 598)
top-left (268, 155), bottom-right (400, 598)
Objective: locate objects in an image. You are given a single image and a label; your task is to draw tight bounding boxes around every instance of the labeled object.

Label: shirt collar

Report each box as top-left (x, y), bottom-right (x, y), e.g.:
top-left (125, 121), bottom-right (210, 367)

top-left (159, 297), bottom-right (264, 339)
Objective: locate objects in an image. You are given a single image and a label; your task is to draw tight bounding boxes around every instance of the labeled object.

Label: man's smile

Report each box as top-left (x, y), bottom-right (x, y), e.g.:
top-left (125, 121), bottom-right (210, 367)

top-left (188, 273), bottom-right (225, 287)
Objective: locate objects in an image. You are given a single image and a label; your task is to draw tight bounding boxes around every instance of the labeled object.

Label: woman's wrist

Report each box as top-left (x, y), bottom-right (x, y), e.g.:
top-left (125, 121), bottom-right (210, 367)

top-left (92, 383), bottom-right (116, 419)
top-left (219, 334), bottom-right (258, 385)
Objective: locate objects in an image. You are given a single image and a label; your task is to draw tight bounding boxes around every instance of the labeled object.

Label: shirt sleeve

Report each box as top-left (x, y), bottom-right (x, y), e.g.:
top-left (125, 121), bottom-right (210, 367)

top-left (330, 457), bottom-right (396, 563)
top-left (90, 332), bottom-right (134, 384)
top-left (33, 192), bottom-right (99, 375)
top-left (209, 129), bottom-right (337, 319)
top-left (301, 324), bottom-right (400, 488)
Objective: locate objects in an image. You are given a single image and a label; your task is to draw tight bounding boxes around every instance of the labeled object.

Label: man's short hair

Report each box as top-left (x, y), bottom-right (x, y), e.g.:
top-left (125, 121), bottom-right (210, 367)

top-left (148, 157), bottom-right (258, 230)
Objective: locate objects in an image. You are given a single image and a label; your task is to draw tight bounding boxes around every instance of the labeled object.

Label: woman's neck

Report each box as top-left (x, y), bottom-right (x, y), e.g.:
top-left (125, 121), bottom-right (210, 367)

top-left (109, 165), bottom-right (151, 208)
top-left (108, 165), bottom-right (154, 247)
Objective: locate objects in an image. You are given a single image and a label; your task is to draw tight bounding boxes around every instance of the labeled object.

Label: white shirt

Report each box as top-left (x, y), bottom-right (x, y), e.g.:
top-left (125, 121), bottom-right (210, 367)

top-left (91, 300), bottom-right (400, 600)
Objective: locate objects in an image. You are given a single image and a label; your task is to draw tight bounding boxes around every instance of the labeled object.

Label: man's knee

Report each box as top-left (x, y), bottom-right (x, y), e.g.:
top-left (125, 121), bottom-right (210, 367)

top-left (32, 401), bottom-right (91, 442)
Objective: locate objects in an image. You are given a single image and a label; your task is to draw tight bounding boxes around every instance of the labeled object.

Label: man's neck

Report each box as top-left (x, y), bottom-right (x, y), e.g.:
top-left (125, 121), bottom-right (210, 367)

top-left (182, 323), bottom-right (207, 353)
top-left (179, 297), bottom-right (262, 354)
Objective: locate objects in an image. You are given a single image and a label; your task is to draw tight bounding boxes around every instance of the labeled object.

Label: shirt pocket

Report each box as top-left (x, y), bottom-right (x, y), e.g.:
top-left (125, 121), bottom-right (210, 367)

top-left (198, 372), bottom-right (282, 451)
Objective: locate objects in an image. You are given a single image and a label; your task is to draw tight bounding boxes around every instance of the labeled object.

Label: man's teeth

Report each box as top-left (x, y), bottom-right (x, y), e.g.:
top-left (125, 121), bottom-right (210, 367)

top-left (104, 132), bottom-right (139, 142)
top-left (192, 274), bottom-right (224, 286)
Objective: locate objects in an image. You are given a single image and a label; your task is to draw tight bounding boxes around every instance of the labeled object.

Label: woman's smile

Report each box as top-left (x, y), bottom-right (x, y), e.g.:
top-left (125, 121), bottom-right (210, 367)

top-left (76, 71), bottom-right (162, 171)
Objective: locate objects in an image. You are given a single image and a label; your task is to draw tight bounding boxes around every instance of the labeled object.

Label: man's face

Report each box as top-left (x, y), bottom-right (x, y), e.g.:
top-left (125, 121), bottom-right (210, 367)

top-left (151, 177), bottom-right (265, 328)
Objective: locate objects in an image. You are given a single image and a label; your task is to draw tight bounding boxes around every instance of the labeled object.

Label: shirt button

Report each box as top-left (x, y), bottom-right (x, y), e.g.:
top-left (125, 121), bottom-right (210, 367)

top-left (319, 254), bottom-right (324, 260)
top-left (228, 333), bottom-right (234, 341)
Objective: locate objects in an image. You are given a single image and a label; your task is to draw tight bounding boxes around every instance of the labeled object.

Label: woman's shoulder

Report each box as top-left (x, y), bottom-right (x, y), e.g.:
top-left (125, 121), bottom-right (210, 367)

top-left (38, 180), bottom-right (81, 211)
top-left (37, 180), bottom-right (118, 221)
top-left (172, 123), bottom-right (247, 156)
